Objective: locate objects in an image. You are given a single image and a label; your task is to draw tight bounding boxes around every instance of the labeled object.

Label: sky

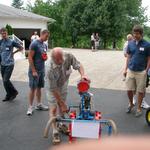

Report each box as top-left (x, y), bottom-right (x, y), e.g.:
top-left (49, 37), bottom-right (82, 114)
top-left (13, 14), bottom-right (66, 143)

top-left (0, 0), bottom-right (37, 6)
top-left (0, 0), bottom-right (150, 25)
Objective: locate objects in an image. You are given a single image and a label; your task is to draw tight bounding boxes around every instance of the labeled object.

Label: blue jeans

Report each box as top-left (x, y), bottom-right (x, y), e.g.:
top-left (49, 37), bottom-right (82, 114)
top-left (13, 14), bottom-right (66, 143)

top-left (1, 65), bottom-right (18, 98)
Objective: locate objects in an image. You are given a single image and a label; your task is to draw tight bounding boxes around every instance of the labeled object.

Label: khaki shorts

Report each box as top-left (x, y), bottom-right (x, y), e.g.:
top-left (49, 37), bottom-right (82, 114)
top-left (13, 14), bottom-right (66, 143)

top-left (46, 81), bottom-right (68, 107)
top-left (126, 69), bottom-right (147, 93)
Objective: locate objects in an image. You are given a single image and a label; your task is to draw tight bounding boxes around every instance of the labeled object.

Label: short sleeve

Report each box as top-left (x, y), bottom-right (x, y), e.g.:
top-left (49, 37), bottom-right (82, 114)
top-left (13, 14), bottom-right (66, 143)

top-left (29, 41), bottom-right (37, 51)
top-left (70, 54), bottom-right (80, 70)
top-left (47, 70), bottom-right (57, 91)
top-left (147, 44), bottom-right (150, 57)
top-left (44, 43), bottom-right (48, 51)
top-left (12, 40), bottom-right (22, 48)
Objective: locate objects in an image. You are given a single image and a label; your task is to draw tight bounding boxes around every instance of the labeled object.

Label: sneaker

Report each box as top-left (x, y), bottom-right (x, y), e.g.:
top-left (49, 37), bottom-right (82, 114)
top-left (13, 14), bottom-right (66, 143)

top-left (126, 105), bottom-right (134, 113)
top-left (141, 99), bottom-right (150, 109)
top-left (52, 132), bottom-right (61, 145)
top-left (57, 123), bottom-right (69, 135)
top-left (35, 103), bottom-right (49, 111)
top-left (27, 106), bottom-right (34, 116)
top-left (135, 110), bottom-right (142, 117)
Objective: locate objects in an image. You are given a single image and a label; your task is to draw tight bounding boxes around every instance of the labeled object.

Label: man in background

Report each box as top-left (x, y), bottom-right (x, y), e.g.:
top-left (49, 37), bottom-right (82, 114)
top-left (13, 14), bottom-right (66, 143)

top-left (91, 33), bottom-right (95, 51)
top-left (31, 31), bottom-right (39, 42)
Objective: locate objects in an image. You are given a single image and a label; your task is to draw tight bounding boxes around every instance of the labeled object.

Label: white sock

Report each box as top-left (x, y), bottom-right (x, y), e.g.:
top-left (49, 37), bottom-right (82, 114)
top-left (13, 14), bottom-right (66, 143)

top-left (53, 128), bottom-right (58, 135)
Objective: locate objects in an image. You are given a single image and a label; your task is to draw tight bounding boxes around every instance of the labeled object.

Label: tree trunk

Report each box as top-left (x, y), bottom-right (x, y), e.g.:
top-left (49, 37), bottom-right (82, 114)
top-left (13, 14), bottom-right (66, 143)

top-left (113, 40), bottom-right (116, 49)
top-left (103, 40), bottom-right (107, 49)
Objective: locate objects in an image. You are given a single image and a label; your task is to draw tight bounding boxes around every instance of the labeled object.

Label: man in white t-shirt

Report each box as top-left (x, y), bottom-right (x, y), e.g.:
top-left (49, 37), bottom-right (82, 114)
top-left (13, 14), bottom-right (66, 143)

top-left (91, 33), bottom-right (95, 51)
top-left (31, 31), bottom-right (39, 42)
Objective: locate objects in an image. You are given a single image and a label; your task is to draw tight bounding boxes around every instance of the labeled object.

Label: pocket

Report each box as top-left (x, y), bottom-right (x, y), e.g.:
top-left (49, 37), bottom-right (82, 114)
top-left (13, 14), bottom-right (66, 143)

top-left (138, 49), bottom-right (145, 55)
top-left (127, 69), bottom-right (135, 78)
top-left (142, 70), bottom-right (147, 75)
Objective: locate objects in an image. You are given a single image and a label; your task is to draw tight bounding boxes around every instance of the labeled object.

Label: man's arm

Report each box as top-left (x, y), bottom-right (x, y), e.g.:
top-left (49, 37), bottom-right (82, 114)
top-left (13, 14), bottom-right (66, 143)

top-left (123, 43), bottom-right (131, 76)
top-left (146, 46), bottom-right (150, 72)
top-left (13, 48), bottom-right (23, 55)
top-left (78, 63), bottom-right (87, 79)
top-left (123, 54), bottom-right (130, 76)
top-left (70, 54), bottom-right (88, 80)
top-left (146, 56), bottom-right (150, 72)
top-left (28, 50), bottom-right (38, 76)
top-left (12, 41), bottom-right (23, 55)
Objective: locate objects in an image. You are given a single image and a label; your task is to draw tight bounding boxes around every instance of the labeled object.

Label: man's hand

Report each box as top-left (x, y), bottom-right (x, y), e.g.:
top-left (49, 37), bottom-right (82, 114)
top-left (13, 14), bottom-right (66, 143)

top-left (32, 70), bottom-right (38, 77)
top-left (81, 75), bottom-right (91, 83)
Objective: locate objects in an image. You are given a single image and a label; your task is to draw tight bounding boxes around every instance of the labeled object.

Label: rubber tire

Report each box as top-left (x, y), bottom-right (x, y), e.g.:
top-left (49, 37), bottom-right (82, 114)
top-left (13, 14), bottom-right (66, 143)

top-left (146, 108), bottom-right (150, 126)
top-left (107, 119), bottom-right (117, 135)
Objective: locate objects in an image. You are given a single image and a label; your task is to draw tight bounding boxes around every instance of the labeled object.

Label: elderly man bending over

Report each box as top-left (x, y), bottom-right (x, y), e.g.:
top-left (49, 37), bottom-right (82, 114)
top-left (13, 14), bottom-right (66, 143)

top-left (46, 47), bottom-right (89, 144)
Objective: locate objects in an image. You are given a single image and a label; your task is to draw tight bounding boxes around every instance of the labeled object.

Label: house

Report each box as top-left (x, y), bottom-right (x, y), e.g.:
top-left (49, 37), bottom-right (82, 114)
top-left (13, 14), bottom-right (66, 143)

top-left (0, 4), bottom-right (55, 49)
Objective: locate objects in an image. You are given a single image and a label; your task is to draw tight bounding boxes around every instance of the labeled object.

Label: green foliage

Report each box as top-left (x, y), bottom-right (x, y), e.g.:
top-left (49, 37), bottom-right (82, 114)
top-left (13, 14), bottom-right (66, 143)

top-left (26, 0), bottom-right (148, 49)
top-left (77, 36), bottom-right (90, 49)
top-left (5, 24), bottom-right (14, 35)
top-left (12, 0), bottom-right (23, 9)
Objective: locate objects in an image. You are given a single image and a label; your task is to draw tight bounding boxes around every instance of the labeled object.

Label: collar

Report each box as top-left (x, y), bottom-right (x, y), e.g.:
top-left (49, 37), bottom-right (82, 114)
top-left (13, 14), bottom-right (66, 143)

top-left (2, 38), bottom-right (9, 42)
top-left (133, 38), bottom-right (144, 44)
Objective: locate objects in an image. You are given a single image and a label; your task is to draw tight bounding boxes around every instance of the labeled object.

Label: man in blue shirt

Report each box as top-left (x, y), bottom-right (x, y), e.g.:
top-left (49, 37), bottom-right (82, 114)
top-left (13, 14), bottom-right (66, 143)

top-left (27, 29), bottom-right (49, 116)
top-left (0, 28), bottom-right (23, 102)
top-left (124, 25), bottom-right (150, 117)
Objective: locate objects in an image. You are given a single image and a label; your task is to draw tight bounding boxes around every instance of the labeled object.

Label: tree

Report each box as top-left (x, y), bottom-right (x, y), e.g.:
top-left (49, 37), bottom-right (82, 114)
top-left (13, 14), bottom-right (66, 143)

top-left (27, 0), bottom-right (148, 49)
top-left (63, 0), bottom-right (87, 47)
top-left (27, 0), bottom-right (70, 47)
top-left (6, 24), bottom-right (14, 35)
top-left (12, 0), bottom-right (23, 9)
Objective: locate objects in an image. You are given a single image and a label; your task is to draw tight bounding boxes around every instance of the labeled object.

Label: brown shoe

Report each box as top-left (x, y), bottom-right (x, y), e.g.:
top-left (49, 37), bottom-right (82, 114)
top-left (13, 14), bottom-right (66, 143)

top-left (52, 133), bottom-right (61, 145)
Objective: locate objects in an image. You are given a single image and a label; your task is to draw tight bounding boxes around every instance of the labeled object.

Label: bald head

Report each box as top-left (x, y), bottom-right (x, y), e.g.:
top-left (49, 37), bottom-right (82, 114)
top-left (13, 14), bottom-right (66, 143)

top-left (127, 34), bottom-right (133, 41)
top-left (51, 47), bottom-right (64, 65)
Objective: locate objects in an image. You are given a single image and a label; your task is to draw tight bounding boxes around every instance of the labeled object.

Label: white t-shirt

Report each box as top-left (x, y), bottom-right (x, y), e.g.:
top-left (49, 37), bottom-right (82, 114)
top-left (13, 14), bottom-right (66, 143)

top-left (91, 35), bottom-right (95, 41)
top-left (31, 35), bottom-right (39, 41)
top-left (123, 41), bottom-right (128, 55)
